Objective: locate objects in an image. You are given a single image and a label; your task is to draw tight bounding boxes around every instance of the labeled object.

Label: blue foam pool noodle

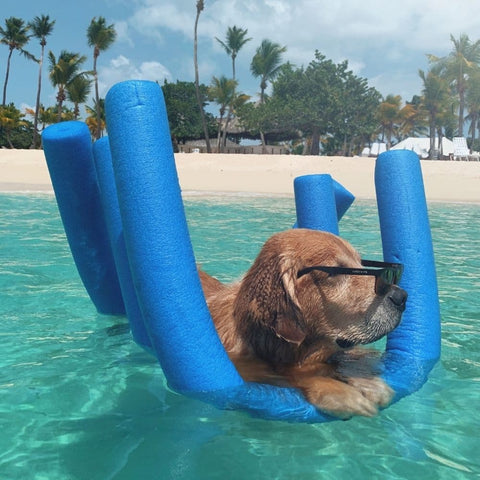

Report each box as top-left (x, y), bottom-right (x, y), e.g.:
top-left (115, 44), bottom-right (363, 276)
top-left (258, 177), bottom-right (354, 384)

top-left (92, 137), bottom-right (152, 351)
top-left (104, 80), bottom-right (244, 393)
top-left (294, 174), bottom-right (355, 233)
top-left (42, 121), bottom-right (125, 315)
top-left (375, 150), bottom-right (441, 399)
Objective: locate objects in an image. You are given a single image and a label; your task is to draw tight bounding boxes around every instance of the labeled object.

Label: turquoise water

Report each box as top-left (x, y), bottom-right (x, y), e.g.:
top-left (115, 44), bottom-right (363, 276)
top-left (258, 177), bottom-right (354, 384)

top-left (0, 193), bottom-right (479, 480)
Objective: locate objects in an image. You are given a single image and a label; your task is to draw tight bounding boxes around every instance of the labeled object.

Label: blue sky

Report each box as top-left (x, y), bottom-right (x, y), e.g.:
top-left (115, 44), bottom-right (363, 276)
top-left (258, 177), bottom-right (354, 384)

top-left (3, 0), bottom-right (480, 119)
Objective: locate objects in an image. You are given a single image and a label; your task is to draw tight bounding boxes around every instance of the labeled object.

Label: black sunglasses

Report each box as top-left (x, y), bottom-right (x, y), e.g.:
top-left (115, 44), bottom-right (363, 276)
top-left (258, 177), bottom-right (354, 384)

top-left (297, 260), bottom-right (404, 294)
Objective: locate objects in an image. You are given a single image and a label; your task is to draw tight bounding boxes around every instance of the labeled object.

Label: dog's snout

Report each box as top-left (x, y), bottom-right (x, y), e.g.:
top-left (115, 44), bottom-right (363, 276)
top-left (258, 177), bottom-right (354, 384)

top-left (388, 286), bottom-right (408, 311)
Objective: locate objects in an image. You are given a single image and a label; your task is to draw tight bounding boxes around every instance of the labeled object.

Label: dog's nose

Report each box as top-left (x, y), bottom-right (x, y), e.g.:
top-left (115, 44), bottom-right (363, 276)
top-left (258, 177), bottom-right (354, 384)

top-left (388, 286), bottom-right (408, 311)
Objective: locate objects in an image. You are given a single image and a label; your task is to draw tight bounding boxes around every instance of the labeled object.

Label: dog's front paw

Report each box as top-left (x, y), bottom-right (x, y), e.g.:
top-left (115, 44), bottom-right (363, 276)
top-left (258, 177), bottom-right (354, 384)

top-left (303, 380), bottom-right (380, 419)
top-left (346, 376), bottom-right (394, 408)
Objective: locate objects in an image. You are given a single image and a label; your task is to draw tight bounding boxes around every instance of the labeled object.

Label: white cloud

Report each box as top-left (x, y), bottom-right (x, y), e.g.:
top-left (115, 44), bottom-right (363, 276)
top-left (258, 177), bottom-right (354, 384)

top-left (113, 20), bottom-right (134, 48)
top-left (119, 0), bottom-right (480, 101)
top-left (98, 55), bottom-right (172, 96)
top-left (129, 1), bottom-right (193, 40)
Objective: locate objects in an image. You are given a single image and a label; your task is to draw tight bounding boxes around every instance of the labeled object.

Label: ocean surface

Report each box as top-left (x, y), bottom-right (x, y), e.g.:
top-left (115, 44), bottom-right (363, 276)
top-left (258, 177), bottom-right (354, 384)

top-left (0, 193), bottom-right (479, 480)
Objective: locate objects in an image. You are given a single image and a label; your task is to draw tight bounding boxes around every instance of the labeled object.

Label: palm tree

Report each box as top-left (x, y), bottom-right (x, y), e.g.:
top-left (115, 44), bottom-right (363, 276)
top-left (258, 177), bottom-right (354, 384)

top-left (209, 75), bottom-right (237, 151)
top-left (396, 98), bottom-right (427, 140)
top-left (215, 26), bottom-right (251, 150)
top-left (0, 17), bottom-right (36, 106)
top-left (216, 26), bottom-right (251, 80)
top-left (194, 0), bottom-right (211, 152)
top-left (85, 99), bottom-right (106, 138)
top-left (48, 50), bottom-right (87, 122)
top-left (250, 39), bottom-right (286, 150)
top-left (40, 105), bottom-right (60, 128)
top-left (428, 34), bottom-right (480, 136)
top-left (250, 39), bottom-right (287, 104)
top-left (465, 69), bottom-right (480, 152)
top-left (87, 17), bottom-right (116, 139)
top-left (25, 104), bottom-right (58, 129)
top-left (0, 103), bottom-right (27, 148)
top-left (67, 75), bottom-right (92, 119)
top-left (221, 91), bottom-right (250, 148)
top-left (419, 69), bottom-right (451, 158)
top-left (28, 14), bottom-right (55, 148)
top-left (377, 94), bottom-right (402, 149)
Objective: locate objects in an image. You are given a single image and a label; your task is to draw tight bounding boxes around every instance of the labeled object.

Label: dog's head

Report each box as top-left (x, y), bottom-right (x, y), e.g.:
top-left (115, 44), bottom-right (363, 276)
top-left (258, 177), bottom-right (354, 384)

top-left (233, 229), bottom-right (407, 364)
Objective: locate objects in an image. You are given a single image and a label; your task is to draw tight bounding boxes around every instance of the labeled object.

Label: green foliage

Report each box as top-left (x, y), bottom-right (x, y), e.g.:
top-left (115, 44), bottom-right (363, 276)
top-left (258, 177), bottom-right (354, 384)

top-left (67, 75), bottom-right (92, 118)
top-left (87, 17), bottom-right (116, 53)
top-left (208, 76), bottom-right (237, 118)
top-left (238, 52), bottom-right (381, 155)
top-left (48, 50), bottom-right (88, 121)
top-left (2, 12), bottom-right (480, 156)
top-left (29, 15), bottom-right (55, 44)
top-left (162, 80), bottom-right (216, 150)
top-left (87, 16), bottom-right (116, 139)
top-left (0, 103), bottom-right (33, 148)
top-left (250, 39), bottom-right (287, 103)
top-left (1, 16), bottom-right (36, 105)
top-left (427, 34), bottom-right (480, 136)
top-left (216, 26), bottom-right (251, 79)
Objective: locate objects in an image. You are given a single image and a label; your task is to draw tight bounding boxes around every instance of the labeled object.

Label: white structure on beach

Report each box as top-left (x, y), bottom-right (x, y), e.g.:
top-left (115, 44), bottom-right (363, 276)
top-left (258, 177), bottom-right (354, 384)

top-left (390, 137), bottom-right (454, 159)
top-left (361, 142), bottom-right (386, 157)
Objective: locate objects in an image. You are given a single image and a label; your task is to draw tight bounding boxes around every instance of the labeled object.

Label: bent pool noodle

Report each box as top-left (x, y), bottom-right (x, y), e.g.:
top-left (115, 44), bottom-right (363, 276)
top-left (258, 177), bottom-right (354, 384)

top-left (376, 150), bottom-right (441, 401)
top-left (104, 81), bottom-right (243, 393)
top-left (92, 137), bottom-right (152, 351)
top-left (105, 80), bottom-right (334, 422)
top-left (294, 174), bottom-right (355, 232)
top-left (42, 122), bottom-right (125, 315)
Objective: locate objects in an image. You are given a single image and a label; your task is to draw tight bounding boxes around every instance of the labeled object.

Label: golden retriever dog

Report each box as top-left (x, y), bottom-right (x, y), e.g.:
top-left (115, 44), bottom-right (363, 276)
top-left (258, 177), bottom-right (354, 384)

top-left (198, 229), bottom-right (407, 419)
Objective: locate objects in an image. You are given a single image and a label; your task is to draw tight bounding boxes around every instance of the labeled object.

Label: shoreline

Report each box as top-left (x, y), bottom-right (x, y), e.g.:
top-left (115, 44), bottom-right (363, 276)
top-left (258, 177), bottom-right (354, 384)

top-left (1, 149), bottom-right (479, 204)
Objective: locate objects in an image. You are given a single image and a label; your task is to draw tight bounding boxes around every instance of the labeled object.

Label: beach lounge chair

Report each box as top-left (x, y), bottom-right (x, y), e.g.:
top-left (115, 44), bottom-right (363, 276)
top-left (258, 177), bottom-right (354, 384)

top-left (452, 137), bottom-right (470, 161)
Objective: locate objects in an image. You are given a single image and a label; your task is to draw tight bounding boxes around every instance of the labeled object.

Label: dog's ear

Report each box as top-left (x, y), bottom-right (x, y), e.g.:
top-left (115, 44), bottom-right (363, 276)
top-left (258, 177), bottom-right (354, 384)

top-left (236, 254), bottom-right (306, 345)
top-left (273, 256), bottom-right (306, 345)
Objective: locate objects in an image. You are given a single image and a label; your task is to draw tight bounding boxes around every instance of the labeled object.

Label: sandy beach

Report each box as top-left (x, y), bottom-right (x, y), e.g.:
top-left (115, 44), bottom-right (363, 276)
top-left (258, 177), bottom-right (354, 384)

top-left (0, 149), bottom-right (479, 203)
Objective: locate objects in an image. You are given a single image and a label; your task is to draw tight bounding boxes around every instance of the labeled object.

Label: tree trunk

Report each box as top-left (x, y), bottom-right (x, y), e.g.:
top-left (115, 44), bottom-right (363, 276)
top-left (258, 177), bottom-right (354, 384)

top-left (437, 128), bottom-right (444, 158)
top-left (94, 51), bottom-right (101, 140)
top-left (216, 113), bottom-right (223, 152)
top-left (57, 87), bottom-right (65, 122)
top-left (429, 117), bottom-right (436, 159)
top-left (193, 4), bottom-right (211, 153)
top-left (221, 107), bottom-right (233, 149)
top-left (458, 87), bottom-right (465, 137)
top-left (302, 138), bottom-right (309, 155)
top-left (310, 127), bottom-right (320, 155)
top-left (31, 45), bottom-right (44, 148)
top-left (469, 115), bottom-right (477, 153)
top-left (6, 131), bottom-right (14, 148)
top-left (2, 49), bottom-right (13, 106)
top-left (260, 131), bottom-right (266, 153)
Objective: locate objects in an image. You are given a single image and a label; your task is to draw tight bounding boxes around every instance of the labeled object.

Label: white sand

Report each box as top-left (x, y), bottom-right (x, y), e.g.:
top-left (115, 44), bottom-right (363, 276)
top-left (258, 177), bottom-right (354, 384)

top-left (1, 149), bottom-right (479, 203)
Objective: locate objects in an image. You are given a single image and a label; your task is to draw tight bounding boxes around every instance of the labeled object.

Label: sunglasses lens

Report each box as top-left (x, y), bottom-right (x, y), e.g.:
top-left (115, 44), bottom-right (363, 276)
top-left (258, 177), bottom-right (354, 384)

top-left (384, 269), bottom-right (394, 284)
top-left (376, 267), bottom-right (402, 294)
top-left (375, 276), bottom-right (389, 295)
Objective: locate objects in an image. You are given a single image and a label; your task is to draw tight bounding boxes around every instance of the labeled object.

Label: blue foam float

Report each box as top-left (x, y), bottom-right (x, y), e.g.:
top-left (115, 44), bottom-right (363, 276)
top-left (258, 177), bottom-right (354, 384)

top-left (375, 150), bottom-right (441, 400)
top-left (92, 137), bottom-right (153, 351)
top-left (42, 80), bottom-right (440, 422)
top-left (42, 122), bottom-right (125, 315)
top-left (294, 174), bottom-right (355, 233)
